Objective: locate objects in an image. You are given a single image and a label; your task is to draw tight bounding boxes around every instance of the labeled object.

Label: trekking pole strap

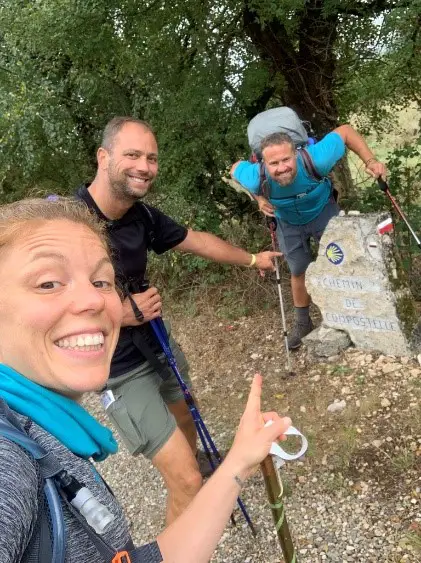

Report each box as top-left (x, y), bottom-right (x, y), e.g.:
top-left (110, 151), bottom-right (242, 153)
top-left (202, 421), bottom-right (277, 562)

top-left (264, 422), bottom-right (308, 467)
top-left (127, 293), bottom-right (144, 323)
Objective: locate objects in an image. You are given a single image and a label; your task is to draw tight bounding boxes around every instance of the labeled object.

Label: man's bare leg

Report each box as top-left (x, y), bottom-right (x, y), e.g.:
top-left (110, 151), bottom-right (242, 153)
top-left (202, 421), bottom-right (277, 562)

top-left (152, 427), bottom-right (202, 524)
top-left (290, 272), bottom-right (311, 307)
top-left (168, 396), bottom-right (218, 479)
top-left (168, 398), bottom-right (197, 454)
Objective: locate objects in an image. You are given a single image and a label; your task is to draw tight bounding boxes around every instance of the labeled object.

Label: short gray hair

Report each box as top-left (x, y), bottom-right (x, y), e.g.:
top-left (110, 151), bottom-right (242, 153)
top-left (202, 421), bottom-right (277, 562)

top-left (101, 116), bottom-right (155, 152)
top-left (260, 132), bottom-right (295, 155)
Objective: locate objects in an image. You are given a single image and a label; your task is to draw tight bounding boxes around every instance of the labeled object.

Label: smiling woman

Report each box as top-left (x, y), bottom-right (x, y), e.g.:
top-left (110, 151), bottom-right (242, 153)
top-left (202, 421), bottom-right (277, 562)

top-left (0, 198), bottom-right (122, 397)
top-left (0, 198), bottom-right (291, 563)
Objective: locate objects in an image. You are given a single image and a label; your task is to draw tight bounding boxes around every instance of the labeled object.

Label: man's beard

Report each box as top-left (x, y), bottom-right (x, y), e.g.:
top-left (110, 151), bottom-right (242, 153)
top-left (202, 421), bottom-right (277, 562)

top-left (275, 169), bottom-right (297, 186)
top-left (108, 170), bottom-right (154, 203)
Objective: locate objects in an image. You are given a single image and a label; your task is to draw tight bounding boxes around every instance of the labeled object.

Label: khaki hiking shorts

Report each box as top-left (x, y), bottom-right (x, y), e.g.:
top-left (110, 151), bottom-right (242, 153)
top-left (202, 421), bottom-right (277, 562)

top-left (103, 335), bottom-right (192, 460)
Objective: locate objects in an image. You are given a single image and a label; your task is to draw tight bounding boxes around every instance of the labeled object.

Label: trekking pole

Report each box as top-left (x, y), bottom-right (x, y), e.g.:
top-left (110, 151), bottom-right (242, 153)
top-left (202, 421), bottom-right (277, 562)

top-left (267, 218), bottom-right (296, 378)
top-left (378, 178), bottom-right (421, 250)
top-left (260, 423), bottom-right (307, 562)
top-left (261, 456), bottom-right (297, 563)
top-left (150, 316), bottom-right (257, 536)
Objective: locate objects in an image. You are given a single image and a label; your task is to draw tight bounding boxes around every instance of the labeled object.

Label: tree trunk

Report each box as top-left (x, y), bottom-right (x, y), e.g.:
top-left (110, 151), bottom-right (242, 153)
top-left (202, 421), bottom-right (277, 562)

top-left (242, 0), bottom-right (357, 202)
top-left (330, 156), bottom-right (356, 209)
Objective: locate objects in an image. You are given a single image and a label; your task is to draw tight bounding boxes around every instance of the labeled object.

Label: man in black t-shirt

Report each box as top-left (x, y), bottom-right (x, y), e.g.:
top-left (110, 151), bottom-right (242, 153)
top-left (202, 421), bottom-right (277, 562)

top-left (78, 116), bottom-right (279, 523)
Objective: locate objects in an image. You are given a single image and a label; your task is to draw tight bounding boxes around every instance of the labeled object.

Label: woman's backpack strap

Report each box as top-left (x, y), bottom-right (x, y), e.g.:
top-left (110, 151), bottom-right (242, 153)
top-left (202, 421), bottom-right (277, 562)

top-left (0, 399), bottom-right (163, 563)
top-left (0, 399), bottom-right (58, 563)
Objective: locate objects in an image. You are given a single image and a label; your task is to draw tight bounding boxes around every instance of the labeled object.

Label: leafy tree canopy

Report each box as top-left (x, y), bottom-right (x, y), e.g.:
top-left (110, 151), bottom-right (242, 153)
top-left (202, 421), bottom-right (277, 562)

top-left (0, 0), bottom-right (419, 221)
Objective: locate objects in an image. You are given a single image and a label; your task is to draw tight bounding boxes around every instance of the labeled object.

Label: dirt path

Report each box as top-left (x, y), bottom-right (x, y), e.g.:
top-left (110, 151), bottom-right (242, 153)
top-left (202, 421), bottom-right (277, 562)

top-left (89, 306), bottom-right (421, 562)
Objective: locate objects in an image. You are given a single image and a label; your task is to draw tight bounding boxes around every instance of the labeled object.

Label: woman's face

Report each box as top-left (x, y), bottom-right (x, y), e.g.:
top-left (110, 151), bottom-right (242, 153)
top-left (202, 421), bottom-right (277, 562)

top-left (0, 219), bottom-right (122, 397)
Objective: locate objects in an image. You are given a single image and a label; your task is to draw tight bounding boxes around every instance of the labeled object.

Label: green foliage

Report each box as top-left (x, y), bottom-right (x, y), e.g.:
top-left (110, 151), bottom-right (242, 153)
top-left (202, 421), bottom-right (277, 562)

top-left (149, 207), bottom-right (269, 289)
top-left (1, 0), bottom-right (420, 202)
top-left (0, 0), bottom-right (420, 293)
top-left (356, 139), bottom-right (421, 297)
top-left (340, 5), bottom-right (421, 133)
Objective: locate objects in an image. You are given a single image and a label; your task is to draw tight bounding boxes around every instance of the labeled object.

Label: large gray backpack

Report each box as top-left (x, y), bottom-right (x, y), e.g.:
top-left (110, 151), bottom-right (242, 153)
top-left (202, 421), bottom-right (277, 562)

top-left (247, 107), bottom-right (311, 158)
top-left (247, 107), bottom-right (329, 199)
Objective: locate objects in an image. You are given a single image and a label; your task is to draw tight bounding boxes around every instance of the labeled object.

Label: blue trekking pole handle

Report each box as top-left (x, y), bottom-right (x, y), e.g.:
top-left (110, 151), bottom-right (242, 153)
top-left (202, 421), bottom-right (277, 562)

top-left (150, 317), bottom-right (222, 462)
top-left (149, 317), bottom-right (257, 535)
top-left (150, 318), bottom-right (197, 400)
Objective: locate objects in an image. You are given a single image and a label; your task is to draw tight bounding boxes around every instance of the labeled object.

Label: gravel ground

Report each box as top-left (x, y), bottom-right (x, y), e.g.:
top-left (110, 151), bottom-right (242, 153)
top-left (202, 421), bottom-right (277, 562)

top-left (85, 309), bottom-right (421, 562)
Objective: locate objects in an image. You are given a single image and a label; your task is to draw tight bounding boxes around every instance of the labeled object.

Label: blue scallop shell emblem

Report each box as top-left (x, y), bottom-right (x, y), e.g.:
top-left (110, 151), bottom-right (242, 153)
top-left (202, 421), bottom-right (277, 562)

top-left (326, 242), bottom-right (344, 265)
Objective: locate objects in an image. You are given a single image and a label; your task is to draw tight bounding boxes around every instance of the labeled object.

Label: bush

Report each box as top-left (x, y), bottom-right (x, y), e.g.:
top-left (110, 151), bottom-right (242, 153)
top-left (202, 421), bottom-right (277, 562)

top-left (358, 140), bottom-right (421, 298)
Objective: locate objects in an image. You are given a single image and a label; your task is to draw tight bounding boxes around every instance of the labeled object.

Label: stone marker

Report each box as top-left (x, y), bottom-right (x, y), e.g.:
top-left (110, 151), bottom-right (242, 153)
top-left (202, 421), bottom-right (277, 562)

top-left (306, 212), bottom-right (420, 356)
top-left (303, 325), bottom-right (351, 358)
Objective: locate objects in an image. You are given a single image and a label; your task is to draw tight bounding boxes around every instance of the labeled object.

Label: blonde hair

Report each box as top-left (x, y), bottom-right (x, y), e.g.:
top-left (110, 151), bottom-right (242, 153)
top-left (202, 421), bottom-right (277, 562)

top-left (0, 197), bottom-right (110, 254)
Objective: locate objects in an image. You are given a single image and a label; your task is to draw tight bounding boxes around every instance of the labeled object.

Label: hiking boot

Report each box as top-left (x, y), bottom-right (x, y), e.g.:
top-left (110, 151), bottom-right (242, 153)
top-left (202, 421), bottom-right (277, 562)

top-left (196, 449), bottom-right (225, 478)
top-left (287, 319), bottom-right (314, 350)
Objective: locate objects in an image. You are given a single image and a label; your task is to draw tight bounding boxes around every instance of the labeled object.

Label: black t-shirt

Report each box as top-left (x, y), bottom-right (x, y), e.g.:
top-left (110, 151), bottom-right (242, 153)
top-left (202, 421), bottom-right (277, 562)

top-left (76, 184), bottom-right (188, 377)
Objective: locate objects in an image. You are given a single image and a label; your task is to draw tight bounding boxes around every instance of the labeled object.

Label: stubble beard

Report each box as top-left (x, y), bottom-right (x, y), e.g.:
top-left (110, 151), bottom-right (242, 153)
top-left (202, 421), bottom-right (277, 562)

top-left (275, 169), bottom-right (297, 186)
top-left (108, 169), bottom-right (153, 203)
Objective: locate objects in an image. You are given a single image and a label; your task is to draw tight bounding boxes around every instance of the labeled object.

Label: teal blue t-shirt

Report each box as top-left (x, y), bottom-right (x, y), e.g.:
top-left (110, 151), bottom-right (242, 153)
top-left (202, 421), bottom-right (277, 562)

top-left (233, 132), bottom-right (345, 225)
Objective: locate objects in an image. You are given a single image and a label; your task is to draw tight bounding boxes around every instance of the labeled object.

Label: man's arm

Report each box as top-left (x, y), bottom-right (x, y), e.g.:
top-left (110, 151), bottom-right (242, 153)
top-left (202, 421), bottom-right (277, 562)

top-left (230, 161), bottom-right (241, 177)
top-left (229, 160), bottom-right (261, 193)
top-left (174, 230), bottom-right (280, 271)
top-left (230, 162), bottom-right (276, 217)
top-left (334, 124), bottom-right (387, 180)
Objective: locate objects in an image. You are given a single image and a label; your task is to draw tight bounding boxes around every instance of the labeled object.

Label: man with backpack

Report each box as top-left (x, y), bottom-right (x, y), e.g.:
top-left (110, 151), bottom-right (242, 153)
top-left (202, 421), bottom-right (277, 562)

top-left (230, 108), bottom-right (387, 349)
top-left (76, 116), bottom-right (280, 523)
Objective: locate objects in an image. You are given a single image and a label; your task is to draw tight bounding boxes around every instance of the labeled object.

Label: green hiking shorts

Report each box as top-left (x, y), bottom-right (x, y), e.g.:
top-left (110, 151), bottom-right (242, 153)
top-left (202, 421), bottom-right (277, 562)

top-left (103, 335), bottom-right (192, 460)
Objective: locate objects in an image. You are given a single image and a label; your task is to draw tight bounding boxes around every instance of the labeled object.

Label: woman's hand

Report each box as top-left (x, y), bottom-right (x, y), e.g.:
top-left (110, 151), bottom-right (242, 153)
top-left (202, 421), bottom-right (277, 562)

top-left (224, 374), bottom-right (291, 480)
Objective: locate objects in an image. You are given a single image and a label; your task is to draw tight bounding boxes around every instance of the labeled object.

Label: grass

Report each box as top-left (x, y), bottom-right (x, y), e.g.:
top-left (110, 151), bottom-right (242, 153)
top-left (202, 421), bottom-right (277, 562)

top-left (389, 448), bottom-right (417, 473)
top-left (333, 427), bottom-right (359, 470)
top-left (405, 530), bottom-right (421, 554)
top-left (323, 472), bottom-right (346, 493)
top-left (378, 438), bottom-right (419, 474)
top-left (329, 364), bottom-right (352, 376)
top-left (412, 378), bottom-right (421, 389)
top-left (355, 373), bottom-right (366, 385)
